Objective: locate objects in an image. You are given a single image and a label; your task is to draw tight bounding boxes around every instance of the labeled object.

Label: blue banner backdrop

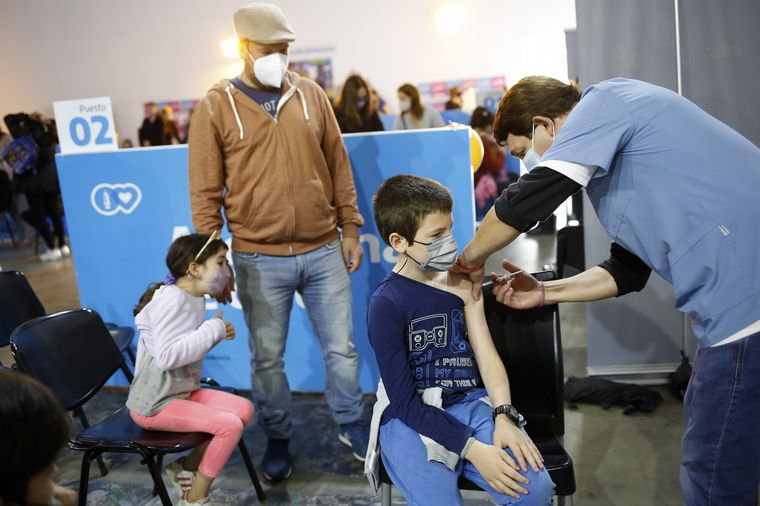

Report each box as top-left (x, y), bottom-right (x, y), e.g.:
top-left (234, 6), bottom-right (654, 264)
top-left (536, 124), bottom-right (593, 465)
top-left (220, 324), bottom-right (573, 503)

top-left (56, 128), bottom-right (475, 390)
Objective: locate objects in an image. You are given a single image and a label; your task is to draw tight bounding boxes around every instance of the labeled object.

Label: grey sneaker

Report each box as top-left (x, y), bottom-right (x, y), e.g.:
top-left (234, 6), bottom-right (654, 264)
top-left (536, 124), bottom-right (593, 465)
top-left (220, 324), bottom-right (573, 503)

top-left (338, 420), bottom-right (369, 462)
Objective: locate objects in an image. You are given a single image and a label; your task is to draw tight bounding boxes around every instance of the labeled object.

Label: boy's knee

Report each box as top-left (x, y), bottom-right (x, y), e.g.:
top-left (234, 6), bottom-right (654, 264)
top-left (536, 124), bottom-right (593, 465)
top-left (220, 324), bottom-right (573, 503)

top-left (524, 468), bottom-right (555, 504)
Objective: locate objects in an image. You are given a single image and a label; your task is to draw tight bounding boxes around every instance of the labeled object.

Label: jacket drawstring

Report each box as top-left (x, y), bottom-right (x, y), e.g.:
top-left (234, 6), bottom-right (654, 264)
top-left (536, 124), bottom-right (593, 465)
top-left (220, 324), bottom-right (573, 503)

top-left (225, 85), bottom-right (244, 140)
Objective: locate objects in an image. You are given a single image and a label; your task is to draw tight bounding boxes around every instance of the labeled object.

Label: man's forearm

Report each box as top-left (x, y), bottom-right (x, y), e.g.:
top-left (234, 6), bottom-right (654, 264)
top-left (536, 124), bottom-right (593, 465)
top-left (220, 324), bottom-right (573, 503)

top-left (460, 207), bottom-right (520, 266)
top-left (544, 266), bottom-right (619, 304)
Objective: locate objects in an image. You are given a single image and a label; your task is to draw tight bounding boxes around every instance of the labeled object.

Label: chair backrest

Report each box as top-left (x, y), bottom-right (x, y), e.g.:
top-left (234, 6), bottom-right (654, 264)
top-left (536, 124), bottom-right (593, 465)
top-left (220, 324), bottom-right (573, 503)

top-left (0, 271), bottom-right (45, 348)
top-left (10, 308), bottom-right (130, 410)
top-left (483, 271), bottom-right (566, 436)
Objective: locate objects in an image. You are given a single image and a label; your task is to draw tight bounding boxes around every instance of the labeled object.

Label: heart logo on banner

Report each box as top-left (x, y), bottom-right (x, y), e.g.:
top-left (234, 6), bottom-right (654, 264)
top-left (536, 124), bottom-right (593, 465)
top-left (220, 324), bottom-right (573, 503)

top-left (90, 183), bottom-right (143, 216)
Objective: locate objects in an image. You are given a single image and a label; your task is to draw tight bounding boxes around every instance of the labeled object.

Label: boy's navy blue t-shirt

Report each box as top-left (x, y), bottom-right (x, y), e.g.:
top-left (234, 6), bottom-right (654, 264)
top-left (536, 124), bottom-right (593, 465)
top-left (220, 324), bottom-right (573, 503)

top-left (230, 77), bottom-right (280, 117)
top-left (367, 270), bottom-right (483, 454)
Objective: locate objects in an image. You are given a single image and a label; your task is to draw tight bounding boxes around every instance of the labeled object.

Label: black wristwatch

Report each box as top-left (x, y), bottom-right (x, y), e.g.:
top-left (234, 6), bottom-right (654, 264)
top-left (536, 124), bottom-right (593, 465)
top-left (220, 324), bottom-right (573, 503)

top-left (493, 404), bottom-right (526, 427)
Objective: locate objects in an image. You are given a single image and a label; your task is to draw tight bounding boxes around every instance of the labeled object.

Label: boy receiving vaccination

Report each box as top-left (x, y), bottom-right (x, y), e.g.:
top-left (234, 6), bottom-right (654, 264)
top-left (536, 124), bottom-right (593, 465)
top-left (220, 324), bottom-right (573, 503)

top-left (365, 175), bottom-right (555, 505)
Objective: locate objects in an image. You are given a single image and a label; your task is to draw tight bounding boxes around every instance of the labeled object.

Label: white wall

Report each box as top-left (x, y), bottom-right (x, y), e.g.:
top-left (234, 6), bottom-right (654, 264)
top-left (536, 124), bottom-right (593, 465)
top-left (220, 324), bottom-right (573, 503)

top-left (0, 0), bottom-right (575, 143)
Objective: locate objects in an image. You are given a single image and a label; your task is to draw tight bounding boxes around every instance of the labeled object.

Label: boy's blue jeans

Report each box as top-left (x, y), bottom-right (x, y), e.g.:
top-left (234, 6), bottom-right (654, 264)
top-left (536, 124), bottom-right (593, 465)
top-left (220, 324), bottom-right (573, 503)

top-left (232, 239), bottom-right (364, 439)
top-left (681, 331), bottom-right (760, 505)
top-left (380, 389), bottom-right (555, 505)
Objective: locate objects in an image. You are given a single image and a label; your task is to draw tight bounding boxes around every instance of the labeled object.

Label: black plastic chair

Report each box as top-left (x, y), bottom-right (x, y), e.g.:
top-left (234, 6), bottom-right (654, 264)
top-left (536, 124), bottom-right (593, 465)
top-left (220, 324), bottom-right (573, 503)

top-left (0, 271), bottom-right (136, 367)
top-left (378, 271), bottom-right (575, 505)
top-left (11, 308), bottom-right (266, 506)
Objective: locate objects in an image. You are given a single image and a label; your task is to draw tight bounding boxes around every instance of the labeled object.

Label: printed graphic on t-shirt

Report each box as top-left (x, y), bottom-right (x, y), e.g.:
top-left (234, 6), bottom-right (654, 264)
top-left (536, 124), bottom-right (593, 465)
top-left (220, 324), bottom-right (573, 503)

top-left (407, 309), bottom-right (480, 390)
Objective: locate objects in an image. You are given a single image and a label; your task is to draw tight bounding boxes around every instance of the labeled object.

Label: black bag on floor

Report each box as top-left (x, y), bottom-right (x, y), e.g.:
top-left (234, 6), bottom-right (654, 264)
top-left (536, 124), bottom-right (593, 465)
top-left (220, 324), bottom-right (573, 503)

top-left (564, 376), bottom-right (663, 415)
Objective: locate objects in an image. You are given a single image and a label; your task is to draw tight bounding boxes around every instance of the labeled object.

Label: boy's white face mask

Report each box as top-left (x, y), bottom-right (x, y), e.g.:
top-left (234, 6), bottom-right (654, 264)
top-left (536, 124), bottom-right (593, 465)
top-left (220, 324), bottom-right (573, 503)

top-left (250, 52), bottom-right (288, 88)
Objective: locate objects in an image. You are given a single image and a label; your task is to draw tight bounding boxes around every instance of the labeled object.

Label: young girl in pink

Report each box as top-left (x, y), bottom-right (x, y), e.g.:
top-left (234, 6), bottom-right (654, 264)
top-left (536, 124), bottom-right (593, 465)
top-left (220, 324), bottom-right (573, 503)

top-left (127, 232), bottom-right (254, 506)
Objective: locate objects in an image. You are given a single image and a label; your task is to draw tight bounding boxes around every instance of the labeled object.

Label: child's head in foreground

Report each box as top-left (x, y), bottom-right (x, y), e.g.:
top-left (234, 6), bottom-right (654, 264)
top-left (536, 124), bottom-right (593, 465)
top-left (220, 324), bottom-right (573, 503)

top-left (373, 175), bottom-right (458, 272)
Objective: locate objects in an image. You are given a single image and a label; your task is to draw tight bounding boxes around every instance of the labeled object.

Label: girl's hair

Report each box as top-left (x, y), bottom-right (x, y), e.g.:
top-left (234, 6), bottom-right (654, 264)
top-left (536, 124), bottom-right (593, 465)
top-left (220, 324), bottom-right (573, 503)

top-left (397, 83), bottom-right (424, 119)
top-left (134, 233), bottom-right (228, 316)
top-left (335, 74), bottom-right (371, 132)
top-left (0, 372), bottom-right (70, 504)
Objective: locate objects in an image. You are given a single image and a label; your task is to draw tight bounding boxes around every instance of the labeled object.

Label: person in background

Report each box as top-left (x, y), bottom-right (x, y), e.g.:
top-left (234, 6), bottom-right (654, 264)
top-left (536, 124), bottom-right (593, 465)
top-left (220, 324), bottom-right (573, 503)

top-left (3, 112), bottom-right (68, 262)
top-left (162, 106), bottom-right (181, 145)
top-left (393, 83), bottom-right (444, 130)
top-left (0, 128), bottom-right (30, 245)
top-left (120, 138), bottom-right (134, 149)
top-left (0, 372), bottom-right (78, 506)
top-left (188, 2), bottom-right (369, 482)
top-left (333, 74), bottom-right (384, 133)
top-left (138, 102), bottom-right (165, 146)
top-left (470, 107), bottom-right (506, 217)
top-left (445, 85), bottom-right (463, 110)
top-left (369, 87), bottom-right (392, 116)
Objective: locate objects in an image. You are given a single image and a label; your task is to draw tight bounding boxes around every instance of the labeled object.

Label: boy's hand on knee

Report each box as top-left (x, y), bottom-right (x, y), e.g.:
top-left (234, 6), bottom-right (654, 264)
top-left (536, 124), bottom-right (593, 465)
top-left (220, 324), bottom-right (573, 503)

top-left (464, 440), bottom-right (529, 499)
top-left (493, 417), bottom-right (544, 473)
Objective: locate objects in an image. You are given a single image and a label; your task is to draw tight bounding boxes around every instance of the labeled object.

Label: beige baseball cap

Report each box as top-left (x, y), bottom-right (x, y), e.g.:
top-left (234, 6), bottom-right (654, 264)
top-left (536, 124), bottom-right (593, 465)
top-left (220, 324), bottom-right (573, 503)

top-left (233, 3), bottom-right (296, 44)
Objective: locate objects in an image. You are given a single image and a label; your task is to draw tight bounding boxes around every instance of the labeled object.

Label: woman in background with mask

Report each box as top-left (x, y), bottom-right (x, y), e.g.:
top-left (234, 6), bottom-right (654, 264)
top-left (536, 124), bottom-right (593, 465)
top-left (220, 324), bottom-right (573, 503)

top-left (393, 83), bottom-right (445, 130)
top-left (455, 76), bottom-right (760, 506)
top-left (333, 74), bottom-right (384, 134)
top-left (127, 233), bottom-right (252, 506)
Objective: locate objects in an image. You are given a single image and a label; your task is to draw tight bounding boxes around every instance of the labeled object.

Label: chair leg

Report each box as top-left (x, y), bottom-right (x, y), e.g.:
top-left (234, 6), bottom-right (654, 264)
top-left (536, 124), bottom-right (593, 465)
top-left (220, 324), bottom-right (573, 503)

top-left (238, 440), bottom-right (266, 501)
top-left (140, 450), bottom-right (172, 506)
top-left (77, 450), bottom-right (93, 506)
top-left (74, 407), bottom-right (109, 477)
top-left (152, 454), bottom-right (164, 497)
top-left (381, 482), bottom-right (392, 506)
top-left (557, 495), bottom-right (574, 506)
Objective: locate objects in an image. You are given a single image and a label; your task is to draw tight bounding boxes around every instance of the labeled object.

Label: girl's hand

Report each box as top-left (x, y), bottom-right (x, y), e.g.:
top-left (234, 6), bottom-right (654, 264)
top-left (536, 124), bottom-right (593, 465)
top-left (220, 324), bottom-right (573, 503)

top-left (492, 416), bottom-right (544, 473)
top-left (216, 311), bottom-right (236, 340)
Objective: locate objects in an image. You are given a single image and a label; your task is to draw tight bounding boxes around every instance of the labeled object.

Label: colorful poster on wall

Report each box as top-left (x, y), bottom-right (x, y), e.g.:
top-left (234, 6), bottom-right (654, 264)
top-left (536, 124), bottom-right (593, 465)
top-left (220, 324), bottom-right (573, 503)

top-left (289, 57), bottom-right (334, 100)
top-left (418, 76), bottom-right (507, 111)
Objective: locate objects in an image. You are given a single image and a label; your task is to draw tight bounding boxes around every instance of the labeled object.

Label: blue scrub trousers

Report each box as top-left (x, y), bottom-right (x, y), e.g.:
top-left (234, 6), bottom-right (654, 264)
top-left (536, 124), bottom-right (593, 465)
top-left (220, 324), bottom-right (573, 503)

top-left (681, 331), bottom-right (760, 505)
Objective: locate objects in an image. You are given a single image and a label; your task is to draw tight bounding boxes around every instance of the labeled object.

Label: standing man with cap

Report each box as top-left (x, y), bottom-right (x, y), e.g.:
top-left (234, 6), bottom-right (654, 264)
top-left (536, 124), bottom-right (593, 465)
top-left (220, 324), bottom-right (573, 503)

top-left (188, 3), bottom-right (368, 482)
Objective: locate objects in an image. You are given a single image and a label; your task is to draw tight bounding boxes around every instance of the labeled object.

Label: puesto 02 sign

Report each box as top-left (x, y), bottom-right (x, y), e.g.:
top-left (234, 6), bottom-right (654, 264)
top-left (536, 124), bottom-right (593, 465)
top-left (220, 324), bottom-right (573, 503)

top-left (53, 97), bottom-right (118, 154)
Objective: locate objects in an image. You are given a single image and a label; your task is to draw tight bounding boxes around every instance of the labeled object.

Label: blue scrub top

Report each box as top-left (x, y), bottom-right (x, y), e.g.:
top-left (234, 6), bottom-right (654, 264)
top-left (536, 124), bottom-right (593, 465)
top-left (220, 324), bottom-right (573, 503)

top-left (542, 78), bottom-right (760, 347)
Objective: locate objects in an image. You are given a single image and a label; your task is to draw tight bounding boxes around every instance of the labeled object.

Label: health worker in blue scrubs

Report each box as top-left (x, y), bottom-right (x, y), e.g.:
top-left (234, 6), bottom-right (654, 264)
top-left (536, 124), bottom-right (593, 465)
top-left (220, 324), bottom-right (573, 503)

top-left (454, 76), bottom-right (760, 506)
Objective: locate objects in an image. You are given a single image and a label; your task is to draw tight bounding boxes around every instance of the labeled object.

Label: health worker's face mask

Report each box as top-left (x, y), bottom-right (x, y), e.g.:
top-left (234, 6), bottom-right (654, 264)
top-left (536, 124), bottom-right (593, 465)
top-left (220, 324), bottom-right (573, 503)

top-left (522, 121), bottom-right (555, 172)
top-left (408, 233), bottom-right (458, 272)
top-left (250, 52), bottom-right (288, 88)
top-left (205, 265), bottom-right (231, 296)
top-left (399, 99), bottom-right (411, 112)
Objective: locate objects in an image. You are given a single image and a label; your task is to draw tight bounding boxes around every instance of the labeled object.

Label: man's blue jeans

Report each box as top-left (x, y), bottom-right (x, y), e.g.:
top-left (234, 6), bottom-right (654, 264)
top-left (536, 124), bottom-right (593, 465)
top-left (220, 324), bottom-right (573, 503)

top-left (681, 331), bottom-right (760, 505)
top-left (232, 239), bottom-right (364, 439)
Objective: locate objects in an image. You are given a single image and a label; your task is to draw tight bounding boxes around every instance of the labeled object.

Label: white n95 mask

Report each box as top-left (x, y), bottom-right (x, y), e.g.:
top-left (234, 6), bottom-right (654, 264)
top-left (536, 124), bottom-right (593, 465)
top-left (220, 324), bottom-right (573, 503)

top-left (250, 53), bottom-right (288, 88)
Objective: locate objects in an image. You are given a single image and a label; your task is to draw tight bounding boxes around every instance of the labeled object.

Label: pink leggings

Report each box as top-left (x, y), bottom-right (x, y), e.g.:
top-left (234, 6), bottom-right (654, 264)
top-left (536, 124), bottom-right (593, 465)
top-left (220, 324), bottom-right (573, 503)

top-left (130, 389), bottom-right (254, 477)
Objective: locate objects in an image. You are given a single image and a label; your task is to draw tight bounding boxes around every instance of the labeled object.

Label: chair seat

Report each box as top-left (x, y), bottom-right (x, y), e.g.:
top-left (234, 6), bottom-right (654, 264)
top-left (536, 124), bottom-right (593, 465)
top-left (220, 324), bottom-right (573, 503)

top-left (107, 325), bottom-right (134, 353)
top-left (73, 406), bottom-right (211, 452)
